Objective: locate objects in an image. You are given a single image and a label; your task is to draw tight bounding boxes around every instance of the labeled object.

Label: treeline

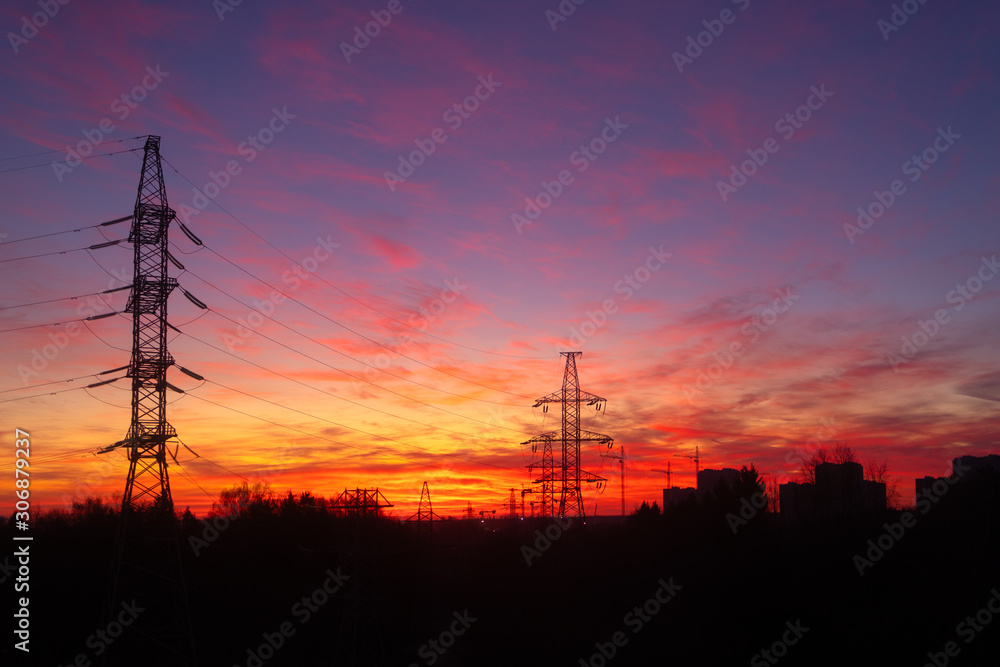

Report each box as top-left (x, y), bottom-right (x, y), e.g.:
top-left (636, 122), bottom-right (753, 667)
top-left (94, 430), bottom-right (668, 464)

top-left (4, 466), bottom-right (999, 666)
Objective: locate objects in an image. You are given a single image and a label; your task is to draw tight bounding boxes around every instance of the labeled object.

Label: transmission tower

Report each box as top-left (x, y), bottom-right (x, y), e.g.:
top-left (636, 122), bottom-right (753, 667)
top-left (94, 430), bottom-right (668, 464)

top-left (525, 352), bottom-right (612, 519)
top-left (119, 135), bottom-right (180, 509)
top-left (524, 433), bottom-right (556, 517)
top-left (504, 488), bottom-right (518, 519)
top-left (99, 135), bottom-right (196, 666)
top-left (415, 481), bottom-right (434, 537)
top-left (417, 481), bottom-right (433, 521)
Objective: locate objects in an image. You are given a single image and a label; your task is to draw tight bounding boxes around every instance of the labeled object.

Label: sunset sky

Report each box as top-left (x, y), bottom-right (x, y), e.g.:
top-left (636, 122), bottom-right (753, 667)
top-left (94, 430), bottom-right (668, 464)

top-left (2, 0), bottom-right (998, 518)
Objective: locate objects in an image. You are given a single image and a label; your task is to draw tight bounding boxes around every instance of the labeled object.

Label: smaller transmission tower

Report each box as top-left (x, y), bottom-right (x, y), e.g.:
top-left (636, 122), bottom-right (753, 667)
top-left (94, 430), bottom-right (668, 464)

top-left (331, 488), bottom-right (393, 518)
top-left (504, 488), bottom-right (518, 519)
top-left (524, 352), bottom-right (613, 519)
top-left (416, 481), bottom-right (434, 537)
top-left (524, 434), bottom-right (556, 517)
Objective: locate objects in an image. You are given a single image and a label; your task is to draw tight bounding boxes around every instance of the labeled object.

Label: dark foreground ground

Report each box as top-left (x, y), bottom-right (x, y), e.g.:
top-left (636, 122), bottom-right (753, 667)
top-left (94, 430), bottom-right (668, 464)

top-left (4, 474), bottom-right (999, 667)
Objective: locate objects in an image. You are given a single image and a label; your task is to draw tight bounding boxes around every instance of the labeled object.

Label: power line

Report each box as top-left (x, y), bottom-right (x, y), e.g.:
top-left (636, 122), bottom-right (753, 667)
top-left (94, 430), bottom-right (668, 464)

top-left (177, 268), bottom-right (523, 406)
top-left (0, 238), bottom-right (126, 264)
top-left (0, 284), bottom-right (130, 311)
top-left (160, 153), bottom-right (549, 360)
top-left (0, 376), bottom-right (125, 404)
top-left (0, 312), bottom-right (117, 334)
top-left (196, 242), bottom-right (534, 400)
top-left (176, 439), bottom-right (249, 482)
top-left (0, 445), bottom-right (106, 469)
top-left (182, 392), bottom-right (520, 484)
top-left (202, 377), bottom-right (522, 473)
top-left (0, 214), bottom-right (131, 246)
top-left (0, 137), bottom-right (146, 163)
top-left (0, 371), bottom-right (114, 394)
top-left (173, 326), bottom-right (527, 443)
top-left (0, 146), bottom-right (143, 175)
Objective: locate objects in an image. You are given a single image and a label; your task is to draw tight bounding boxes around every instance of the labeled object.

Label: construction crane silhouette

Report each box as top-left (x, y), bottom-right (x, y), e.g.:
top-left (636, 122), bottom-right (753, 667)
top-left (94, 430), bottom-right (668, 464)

top-left (652, 462), bottom-right (671, 488)
top-left (674, 445), bottom-right (701, 485)
top-left (601, 445), bottom-right (627, 516)
top-left (520, 487), bottom-right (535, 518)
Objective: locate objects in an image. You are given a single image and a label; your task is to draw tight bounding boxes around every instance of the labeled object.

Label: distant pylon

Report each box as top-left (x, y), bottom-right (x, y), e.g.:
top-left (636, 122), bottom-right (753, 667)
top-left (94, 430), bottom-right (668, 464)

top-left (525, 434), bottom-right (556, 517)
top-left (417, 481), bottom-right (433, 536)
top-left (524, 352), bottom-right (612, 519)
top-left (505, 488), bottom-right (518, 519)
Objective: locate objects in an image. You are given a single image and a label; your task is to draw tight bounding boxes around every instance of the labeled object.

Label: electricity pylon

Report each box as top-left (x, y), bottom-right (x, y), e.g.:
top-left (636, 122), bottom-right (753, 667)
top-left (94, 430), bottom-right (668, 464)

top-left (525, 433), bottom-right (556, 517)
top-left (416, 481), bottom-right (434, 537)
top-left (99, 135), bottom-right (196, 666)
top-left (525, 352), bottom-right (612, 519)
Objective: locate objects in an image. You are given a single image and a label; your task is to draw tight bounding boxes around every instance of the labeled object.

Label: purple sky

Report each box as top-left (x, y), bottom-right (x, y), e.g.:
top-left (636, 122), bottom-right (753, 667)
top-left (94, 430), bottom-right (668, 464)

top-left (1, 0), bottom-right (998, 516)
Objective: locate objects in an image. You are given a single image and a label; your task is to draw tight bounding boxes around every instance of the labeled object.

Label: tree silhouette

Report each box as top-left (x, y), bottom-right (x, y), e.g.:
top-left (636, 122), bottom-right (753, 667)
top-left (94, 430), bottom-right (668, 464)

top-left (211, 480), bottom-right (276, 518)
top-left (865, 457), bottom-right (900, 509)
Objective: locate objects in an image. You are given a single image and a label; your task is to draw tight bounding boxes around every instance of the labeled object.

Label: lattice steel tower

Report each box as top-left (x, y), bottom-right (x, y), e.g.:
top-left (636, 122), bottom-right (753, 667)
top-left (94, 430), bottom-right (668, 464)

top-left (120, 134), bottom-right (179, 510)
top-left (525, 352), bottom-right (612, 518)
top-left (100, 135), bottom-right (196, 666)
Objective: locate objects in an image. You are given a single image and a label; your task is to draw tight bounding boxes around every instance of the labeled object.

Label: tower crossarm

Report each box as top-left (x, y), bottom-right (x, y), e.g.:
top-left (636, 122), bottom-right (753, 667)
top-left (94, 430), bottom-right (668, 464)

top-left (533, 389), bottom-right (606, 407)
top-left (579, 429), bottom-right (613, 445)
